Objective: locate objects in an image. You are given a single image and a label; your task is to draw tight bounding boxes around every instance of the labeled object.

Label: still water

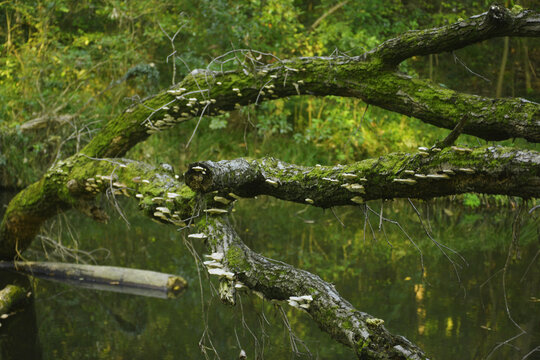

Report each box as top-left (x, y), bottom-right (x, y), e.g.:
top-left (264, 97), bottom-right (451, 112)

top-left (0, 192), bottom-right (539, 359)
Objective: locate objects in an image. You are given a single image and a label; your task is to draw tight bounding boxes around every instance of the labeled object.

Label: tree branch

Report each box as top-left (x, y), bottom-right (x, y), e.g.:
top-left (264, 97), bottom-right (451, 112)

top-left (3, 5), bottom-right (539, 261)
top-left (369, 4), bottom-right (540, 66)
top-left (185, 146), bottom-right (540, 207)
top-left (0, 156), bottom-right (195, 259)
top-left (310, 1), bottom-right (349, 31)
top-left (197, 217), bottom-right (427, 359)
top-left (79, 53), bottom-right (539, 160)
top-left (75, 5), bottom-right (540, 160)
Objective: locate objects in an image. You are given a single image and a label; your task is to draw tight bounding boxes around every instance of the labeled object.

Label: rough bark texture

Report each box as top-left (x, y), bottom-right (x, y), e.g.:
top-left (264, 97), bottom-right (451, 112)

top-left (82, 54), bottom-right (540, 153)
top-left (197, 217), bottom-right (427, 360)
top-left (186, 146), bottom-right (540, 207)
top-left (0, 157), bottom-right (195, 259)
top-left (370, 5), bottom-right (540, 66)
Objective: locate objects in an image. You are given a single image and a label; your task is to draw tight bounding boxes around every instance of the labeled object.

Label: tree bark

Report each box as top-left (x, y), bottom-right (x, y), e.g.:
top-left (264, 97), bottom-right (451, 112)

top-left (197, 217), bottom-right (427, 359)
top-left (369, 5), bottom-right (540, 66)
top-left (0, 157), bottom-right (195, 259)
top-left (186, 147), bottom-right (540, 207)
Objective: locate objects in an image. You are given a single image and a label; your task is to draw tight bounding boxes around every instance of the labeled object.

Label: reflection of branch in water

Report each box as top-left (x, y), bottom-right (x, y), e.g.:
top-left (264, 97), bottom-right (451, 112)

top-left (362, 204), bottom-right (377, 243)
top-left (182, 233), bottom-right (221, 360)
top-left (37, 234), bottom-right (109, 264)
top-left (365, 204), bottom-right (425, 277)
top-left (93, 294), bottom-right (148, 336)
top-left (330, 207), bottom-right (345, 228)
top-left (486, 204), bottom-right (527, 360)
top-left (520, 249), bottom-right (540, 283)
top-left (37, 212), bottom-right (110, 264)
top-left (479, 268), bottom-right (503, 312)
top-left (522, 346), bottom-right (540, 359)
top-left (277, 304), bottom-right (312, 358)
top-left (407, 198), bottom-right (468, 287)
top-left (294, 206), bottom-right (315, 224)
top-left (237, 295), bottom-right (263, 359)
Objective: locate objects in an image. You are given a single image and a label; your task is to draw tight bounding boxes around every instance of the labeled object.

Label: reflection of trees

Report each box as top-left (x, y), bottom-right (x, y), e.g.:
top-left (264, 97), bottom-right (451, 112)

top-left (15, 198), bottom-right (539, 359)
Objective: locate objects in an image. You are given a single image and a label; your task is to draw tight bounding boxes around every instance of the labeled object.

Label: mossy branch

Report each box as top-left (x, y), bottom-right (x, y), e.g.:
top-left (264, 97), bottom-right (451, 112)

top-left (194, 217), bottom-right (427, 359)
top-left (78, 6), bottom-right (540, 160)
top-left (79, 53), bottom-right (540, 156)
top-left (370, 4), bottom-right (540, 66)
top-left (0, 156), bottom-right (196, 259)
top-left (185, 146), bottom-right (540, 207)
top-left (0, 284), bottom-right (27, 315)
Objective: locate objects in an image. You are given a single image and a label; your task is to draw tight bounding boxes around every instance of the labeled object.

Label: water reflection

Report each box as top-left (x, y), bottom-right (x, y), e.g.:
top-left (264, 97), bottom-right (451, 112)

top-left (0, 194), bottom-right (539, 359)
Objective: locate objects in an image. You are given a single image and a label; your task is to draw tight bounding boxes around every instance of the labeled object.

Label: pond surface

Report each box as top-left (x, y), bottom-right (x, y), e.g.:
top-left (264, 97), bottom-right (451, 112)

top-left (0, 192), bottom-right (539, 360)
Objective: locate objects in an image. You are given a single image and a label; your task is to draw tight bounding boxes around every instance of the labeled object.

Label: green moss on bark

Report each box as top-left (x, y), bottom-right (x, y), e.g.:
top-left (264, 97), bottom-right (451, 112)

top-left (226, 245), bottom-right (251, 273)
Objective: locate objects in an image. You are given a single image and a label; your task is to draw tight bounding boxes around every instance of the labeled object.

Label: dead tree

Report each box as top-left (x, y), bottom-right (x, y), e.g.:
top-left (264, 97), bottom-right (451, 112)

top-left (1, 4), bottom-right (539, 359)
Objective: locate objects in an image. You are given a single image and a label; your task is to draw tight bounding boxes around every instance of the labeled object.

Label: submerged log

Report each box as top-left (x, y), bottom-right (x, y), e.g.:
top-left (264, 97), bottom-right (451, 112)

top-left (0, 261), bottom-right (188, 299)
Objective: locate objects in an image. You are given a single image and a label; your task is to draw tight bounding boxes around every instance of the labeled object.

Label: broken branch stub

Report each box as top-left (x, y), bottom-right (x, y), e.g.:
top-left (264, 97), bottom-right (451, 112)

top-left (0, 284), bottom-right (28, 315)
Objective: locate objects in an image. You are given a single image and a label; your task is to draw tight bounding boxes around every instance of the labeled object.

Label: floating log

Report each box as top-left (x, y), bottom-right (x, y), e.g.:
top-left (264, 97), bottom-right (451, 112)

top-left (0, 261), bottom-right (187, 299)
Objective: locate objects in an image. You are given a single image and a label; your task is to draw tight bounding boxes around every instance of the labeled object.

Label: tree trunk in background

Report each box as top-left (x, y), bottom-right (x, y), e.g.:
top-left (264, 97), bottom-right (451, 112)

top-left (522, 39), bottom-right (532, 94)
top-left (496, 36), bottom-right (509, 98)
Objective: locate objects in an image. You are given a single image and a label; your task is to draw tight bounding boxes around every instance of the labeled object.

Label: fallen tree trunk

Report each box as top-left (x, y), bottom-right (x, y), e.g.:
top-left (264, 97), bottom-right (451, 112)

top-left (186, 146), bottom-right (540, 207)
top-left (0, 261), bottom-right (188, 299)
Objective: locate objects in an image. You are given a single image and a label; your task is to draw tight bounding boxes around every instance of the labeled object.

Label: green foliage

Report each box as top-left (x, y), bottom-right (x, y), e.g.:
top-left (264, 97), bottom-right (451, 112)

top-left (209, 115), bottom-right (229, 131)
top-left (255, 100), bottom-right (293, 135)
top-left (462, 193), bottom-right (481, 208)
top-left (1, 0), bottom-right (538, 188)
